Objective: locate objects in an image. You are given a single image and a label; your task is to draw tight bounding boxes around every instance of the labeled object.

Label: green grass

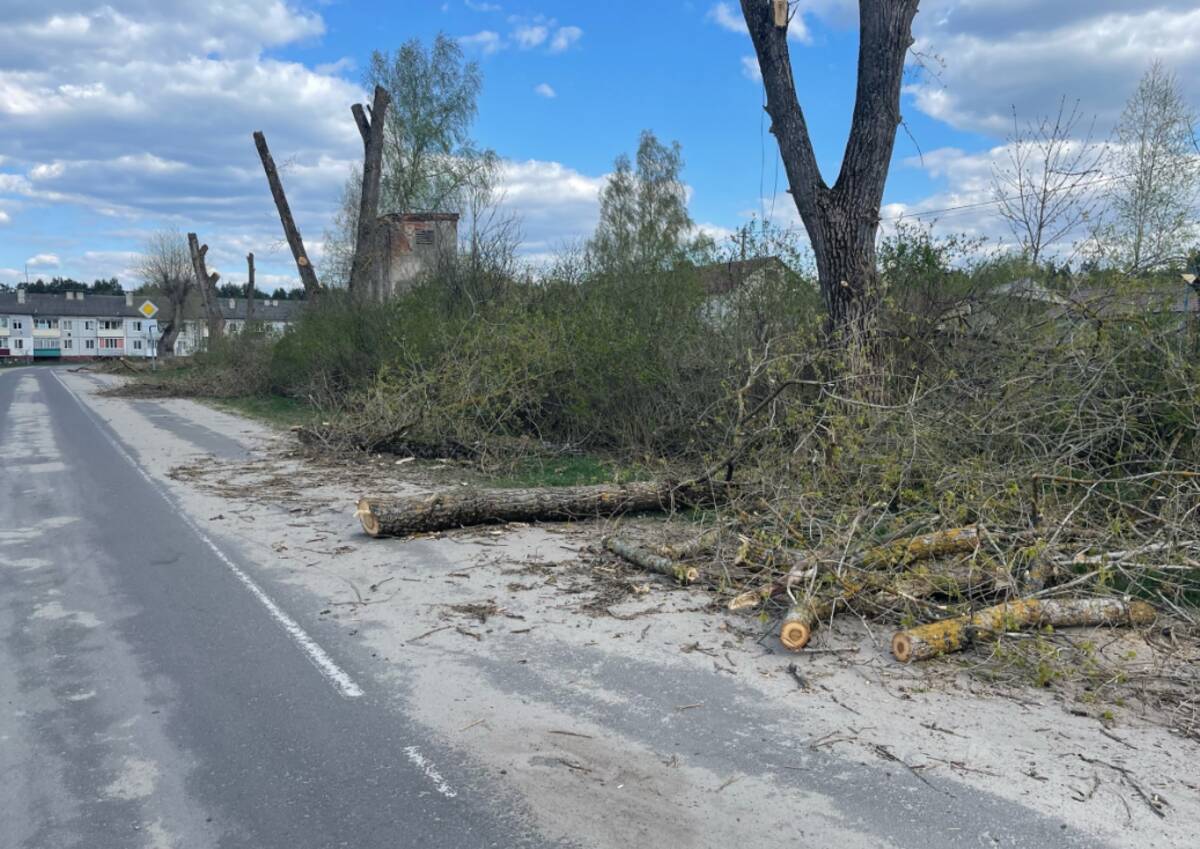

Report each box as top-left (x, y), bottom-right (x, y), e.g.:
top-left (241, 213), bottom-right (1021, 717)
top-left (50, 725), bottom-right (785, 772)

top-left (206, 394), bottom-right (319, 430)
top-left (485, 455), bottom-right (648, 489)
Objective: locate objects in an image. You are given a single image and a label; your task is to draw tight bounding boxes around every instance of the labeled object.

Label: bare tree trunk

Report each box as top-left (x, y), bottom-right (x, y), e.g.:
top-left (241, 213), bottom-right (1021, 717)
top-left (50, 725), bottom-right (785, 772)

top-left (187, 233), bottom-right (225, 344)
top-left (158, 319), bottom-right (180, 357)
top-left (252, 131), bottom-right (323, 299)
top-left (741, 0), bottom-right (919, 336)
top-left (349, 85), bottom-right (391, 298)
top-left (245, 252), bottom-right (255, 323)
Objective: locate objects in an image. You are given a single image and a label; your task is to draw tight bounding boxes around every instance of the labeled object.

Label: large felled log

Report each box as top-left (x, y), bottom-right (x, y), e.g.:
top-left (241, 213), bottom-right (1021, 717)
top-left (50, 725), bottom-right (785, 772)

top-left (891, 598), bottom-right (1157, 663)
top-left (604, 537), bottom-right (699, 584)
top-left (357, 480), bottom-right (721, 538)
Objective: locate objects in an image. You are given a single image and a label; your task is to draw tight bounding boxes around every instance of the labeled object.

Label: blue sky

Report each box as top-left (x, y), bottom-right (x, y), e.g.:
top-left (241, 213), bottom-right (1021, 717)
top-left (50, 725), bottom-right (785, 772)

top-left (1, 1), bottom-right (1197, 289)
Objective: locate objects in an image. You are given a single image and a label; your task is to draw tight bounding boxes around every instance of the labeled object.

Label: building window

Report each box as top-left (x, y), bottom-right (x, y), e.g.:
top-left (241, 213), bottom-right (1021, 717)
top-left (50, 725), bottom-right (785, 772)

top-left (63, 340), bottom-right (73, 350)
top-left (0, 317), bottom-right (7, 329)
top-left (100, 319), bottom-right (122, 331)
top-left (62, 320), bottom-right (72, 330)
top-left (415, 227), bottom-right (435, 246)
top-left (85, 340), bottom-right (95, 350)
top-left (133, 320), bottom-right (143, 332)
top-left (14, 339), bottom-right (23, 349)
top-left (133, 340), bottom-right (142, 350)
top-left (12, 320), bottom-right (22, 330)
top-left (84, 321), bottom-right (95, 330)
top-left (34, 318), bottom-right (58, 330)
top-left (100, 338), bottom-right (122, 349)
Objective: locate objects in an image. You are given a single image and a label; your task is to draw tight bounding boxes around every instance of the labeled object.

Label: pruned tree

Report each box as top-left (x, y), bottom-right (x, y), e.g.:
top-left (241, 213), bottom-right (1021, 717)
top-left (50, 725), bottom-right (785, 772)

top-left (187, 233), bottom-right (225, 343)
top-left (322, 34), bottom-right (502, 291)
top-left (991, 98), bottom-right (1105, 265)
top-left (135, 229), bottom-right (191, 356)
top-left (252, 131), bottom-right (324, 298)
top-left (1098, 61), bottom-right (1200, 275)
top-left (349, 84), bottom-right (392, 296)
top-left (741, 0), bottom-right (920, 335)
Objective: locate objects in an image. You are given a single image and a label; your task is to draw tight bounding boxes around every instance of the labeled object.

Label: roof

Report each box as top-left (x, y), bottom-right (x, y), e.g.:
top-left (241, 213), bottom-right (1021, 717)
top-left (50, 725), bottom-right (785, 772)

top-left (695, 257), bottom-right (795, 297)
top-left (0, 291), bottom-right (151, 318)
top-left (215, 297), bottom-right (304, 322)
top-left (989, 280), bottom-right (1200, 317)
top-left (379, 212), bottom-right (460, 223)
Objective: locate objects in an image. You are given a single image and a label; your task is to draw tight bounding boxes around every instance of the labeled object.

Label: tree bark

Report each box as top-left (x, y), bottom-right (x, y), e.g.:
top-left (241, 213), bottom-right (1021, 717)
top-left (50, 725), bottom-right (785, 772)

top-left (741, 0), bottom-right (919, 335)
top-left (252, 131), bottom-right (323, 299)
top-left (604, 537), bottom-right (700, 584)
top-left (356, 480), bottom-right (724, 538)
top-left (187, 233), bottom-right (225, 344)
top-left (245, 252), bottom-right (255, 323)
top-left (349, 85), bottom-right (391, 298)
top-left (891, 598), bottom-right (1156, 663)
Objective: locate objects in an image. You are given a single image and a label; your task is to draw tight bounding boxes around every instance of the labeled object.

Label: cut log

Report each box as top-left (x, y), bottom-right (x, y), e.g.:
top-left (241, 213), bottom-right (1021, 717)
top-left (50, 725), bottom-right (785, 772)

top-left (861, 526), bottom-right (985, 569)
top-left (780, 599), bottom-right (828, 650)
top-left (728, 526), bottom-right (988, 612)
top-left (652, 527), bottom-right (721, 561)
top-left (604, 537), bottom-right (699, 584)
top-left (891, 598), bottom-right (1157, 663)
top-left (357, 480), bottom-right (722, 538)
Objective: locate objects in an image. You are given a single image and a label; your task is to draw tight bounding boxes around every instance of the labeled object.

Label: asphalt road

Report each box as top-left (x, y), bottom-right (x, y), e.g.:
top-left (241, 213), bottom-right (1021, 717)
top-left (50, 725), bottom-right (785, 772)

top-left (0, 366), bottom-right (1126, 849)
top-left (0, 367), bottom-right (550, 849)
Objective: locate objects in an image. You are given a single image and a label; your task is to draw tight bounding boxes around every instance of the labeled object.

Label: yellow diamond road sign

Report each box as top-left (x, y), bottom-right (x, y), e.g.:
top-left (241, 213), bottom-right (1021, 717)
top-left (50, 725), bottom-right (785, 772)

top-left (139, 300), bottom-right (159, 319)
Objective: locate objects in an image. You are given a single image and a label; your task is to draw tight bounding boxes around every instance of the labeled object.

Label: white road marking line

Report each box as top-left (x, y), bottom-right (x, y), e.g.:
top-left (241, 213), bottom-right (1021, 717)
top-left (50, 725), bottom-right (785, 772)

top-left (403, 746), bottom-right (458, 798)
top-left (51, 371), bottom-right (364, 700)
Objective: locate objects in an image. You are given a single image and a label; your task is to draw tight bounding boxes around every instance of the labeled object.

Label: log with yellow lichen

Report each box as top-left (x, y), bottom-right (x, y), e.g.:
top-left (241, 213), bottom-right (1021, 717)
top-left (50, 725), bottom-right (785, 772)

top-left (891, 597), bottom-right (1157, 663)
top-left (860, 526), bottom-right (986, 569)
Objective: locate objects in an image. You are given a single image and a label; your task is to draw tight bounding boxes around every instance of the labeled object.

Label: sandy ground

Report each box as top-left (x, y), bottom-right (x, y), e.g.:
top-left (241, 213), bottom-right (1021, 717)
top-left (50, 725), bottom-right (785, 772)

top-left (63, 369), bottom-right (1200, 848)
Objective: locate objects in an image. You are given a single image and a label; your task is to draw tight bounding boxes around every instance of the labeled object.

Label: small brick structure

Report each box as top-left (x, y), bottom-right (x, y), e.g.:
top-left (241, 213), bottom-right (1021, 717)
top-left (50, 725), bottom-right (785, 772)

top-left (370, 212), bottom-right (459, 300)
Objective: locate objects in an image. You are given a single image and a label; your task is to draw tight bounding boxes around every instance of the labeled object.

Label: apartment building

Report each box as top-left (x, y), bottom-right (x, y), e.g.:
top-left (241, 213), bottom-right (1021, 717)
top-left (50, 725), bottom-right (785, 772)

top-left (172, 296), bottom-right (302, 356)
top-left (0, 289), bottom-right (159, 361)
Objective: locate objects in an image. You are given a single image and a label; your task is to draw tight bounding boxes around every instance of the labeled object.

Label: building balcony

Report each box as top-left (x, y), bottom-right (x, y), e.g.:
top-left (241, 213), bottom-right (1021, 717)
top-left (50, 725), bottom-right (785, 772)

top-left (32, 328), bottom-right (61, 338)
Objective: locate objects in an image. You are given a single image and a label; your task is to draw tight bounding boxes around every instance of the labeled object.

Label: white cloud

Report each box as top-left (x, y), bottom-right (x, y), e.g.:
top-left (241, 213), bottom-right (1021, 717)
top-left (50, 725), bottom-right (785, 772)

top-left (459, 30), bottom-right (504, 55)
top-left (549, 26), bottom-right (583, 53)
top-left (707, 2), bottom-right (812, 44)
top-left (0, 210), bottom-right (9, 225)
top-left (495, 159), bottom-right (608, 256)
top-left (464, 0), bottom-right (501, 11)
top-left (26, 253), bottom-right (59, 268)
top-left (708, 2), bottom-right (747, 34)
top-left (534, 83), bottom-right (557, 99)
top-left (909, 2), bottom-right (1200, 133)
top-left (513, 25), bottom-right (548, 49)
top-left (741, 55), bottom-right (762, 82)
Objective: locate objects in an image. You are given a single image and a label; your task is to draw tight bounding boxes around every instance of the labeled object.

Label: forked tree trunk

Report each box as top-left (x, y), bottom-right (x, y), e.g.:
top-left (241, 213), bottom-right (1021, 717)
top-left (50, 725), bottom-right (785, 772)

top-left (252, 131), bottom-right (323, 299)
top-left (349, 85), bottom-right (391, 297)
top-left (187, 233), bottom-right (225, 343)
top-left (741, 0), bottom-right (919, 336)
